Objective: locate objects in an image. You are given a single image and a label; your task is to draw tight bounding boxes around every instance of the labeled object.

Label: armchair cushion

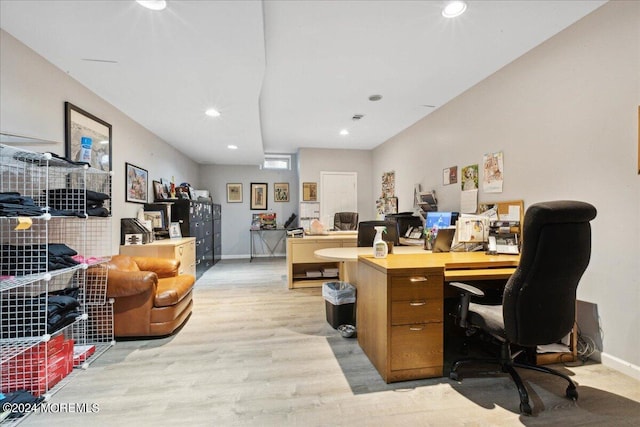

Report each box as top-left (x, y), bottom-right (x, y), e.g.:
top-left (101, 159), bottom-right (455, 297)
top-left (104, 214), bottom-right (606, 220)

top-left (155, 275), bottom-right (195, 307)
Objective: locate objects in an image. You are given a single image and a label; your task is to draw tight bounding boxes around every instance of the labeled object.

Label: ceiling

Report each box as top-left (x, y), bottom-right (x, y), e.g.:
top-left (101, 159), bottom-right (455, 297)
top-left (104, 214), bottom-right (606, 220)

top-left (0, 1), bottom-right (606, 165)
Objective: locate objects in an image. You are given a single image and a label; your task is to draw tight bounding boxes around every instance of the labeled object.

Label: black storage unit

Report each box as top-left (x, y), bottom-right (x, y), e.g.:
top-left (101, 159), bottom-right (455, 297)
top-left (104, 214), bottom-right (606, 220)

top-left (212, 204), bottom-right (221, 265)
top-left (171, 199), bottom-right (215, 279)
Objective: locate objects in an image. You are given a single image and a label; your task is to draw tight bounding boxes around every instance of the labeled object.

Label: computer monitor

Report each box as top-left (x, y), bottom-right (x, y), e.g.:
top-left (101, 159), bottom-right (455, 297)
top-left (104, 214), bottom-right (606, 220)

top-left (357, 220), bottom-right (398, 247)
top-left (425, 211), bottom-right (459, 229)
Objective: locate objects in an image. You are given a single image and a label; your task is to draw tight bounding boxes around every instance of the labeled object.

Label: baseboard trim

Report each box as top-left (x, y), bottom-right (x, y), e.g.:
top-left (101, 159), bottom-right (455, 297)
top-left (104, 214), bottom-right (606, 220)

top-left (599, 351), bottom-right (640, 380)
top-left (221, 254), bottom-right (286, 260)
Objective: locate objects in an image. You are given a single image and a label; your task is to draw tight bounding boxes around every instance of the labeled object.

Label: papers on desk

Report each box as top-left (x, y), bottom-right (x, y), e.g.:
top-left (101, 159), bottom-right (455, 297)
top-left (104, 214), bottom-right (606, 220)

top-left (305, 270), bottom-right (322, 278)
top-left (321, 267), bottom-right (339, 278)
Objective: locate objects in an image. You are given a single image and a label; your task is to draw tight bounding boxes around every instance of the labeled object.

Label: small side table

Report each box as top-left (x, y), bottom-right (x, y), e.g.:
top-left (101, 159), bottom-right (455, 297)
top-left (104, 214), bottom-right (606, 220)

top-left (250, 228), bottom-right (287, 261)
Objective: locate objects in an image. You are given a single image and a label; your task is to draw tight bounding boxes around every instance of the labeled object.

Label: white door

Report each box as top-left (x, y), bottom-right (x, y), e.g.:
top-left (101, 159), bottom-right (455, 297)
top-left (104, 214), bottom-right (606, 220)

top-left (320, 171), bottom-right (357, 229)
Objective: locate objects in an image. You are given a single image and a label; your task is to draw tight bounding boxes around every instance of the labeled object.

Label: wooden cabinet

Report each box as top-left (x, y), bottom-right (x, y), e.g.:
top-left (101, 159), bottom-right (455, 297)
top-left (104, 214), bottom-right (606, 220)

top-left (170, 200), bottom-right (215, 279)
top-left (357, 259), bottom-right (444, 382)
top-left (120, 237), bottom-right (196, 277)
top-left (286, 234), bottom-right (357, 288)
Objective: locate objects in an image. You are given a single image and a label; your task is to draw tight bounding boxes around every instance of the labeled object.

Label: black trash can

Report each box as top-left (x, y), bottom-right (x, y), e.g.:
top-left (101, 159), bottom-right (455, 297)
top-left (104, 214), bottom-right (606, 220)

top-left (322, 281), bottom-right (356, 329)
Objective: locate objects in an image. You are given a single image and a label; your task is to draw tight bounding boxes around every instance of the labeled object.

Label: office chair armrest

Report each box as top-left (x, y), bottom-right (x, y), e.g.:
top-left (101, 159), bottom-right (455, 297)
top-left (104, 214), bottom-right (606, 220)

top-left (449, 281), bottom-right (485, 297)
top-left (449, 282), bottom-right (485, 328)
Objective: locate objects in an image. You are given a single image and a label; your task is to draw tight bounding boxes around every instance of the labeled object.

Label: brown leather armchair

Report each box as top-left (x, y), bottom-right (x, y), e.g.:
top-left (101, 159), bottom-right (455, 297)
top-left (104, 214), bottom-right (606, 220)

top-left (106, 255), bottom-right (195, 338)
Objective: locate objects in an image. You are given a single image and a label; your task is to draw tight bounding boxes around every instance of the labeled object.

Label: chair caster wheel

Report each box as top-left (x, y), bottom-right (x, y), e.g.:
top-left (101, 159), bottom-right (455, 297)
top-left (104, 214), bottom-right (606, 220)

top-left (566, 386), bottom-right (578, 400)
top-left (449, 371), bottom-right (459, 381)
top-left (519, 402), bottom-right (532, 415)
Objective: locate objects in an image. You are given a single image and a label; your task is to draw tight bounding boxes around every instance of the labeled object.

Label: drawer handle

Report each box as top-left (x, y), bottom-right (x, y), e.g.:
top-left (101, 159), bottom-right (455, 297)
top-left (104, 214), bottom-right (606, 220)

top-left (179, 247), bottom-right (184, 255)
top-left (409, 326), bottom-right (425, 331)
top-left (409, 300), bottom-right (426, 306)
top-left (409, 276), bottom-right (428, 282)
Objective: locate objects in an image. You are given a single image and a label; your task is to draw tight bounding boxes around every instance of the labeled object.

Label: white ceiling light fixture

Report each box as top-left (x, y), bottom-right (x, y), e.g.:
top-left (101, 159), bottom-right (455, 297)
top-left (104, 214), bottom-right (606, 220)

top-left (442, 1), bottom-right (467, 18)
top-left (205, 108), bottom-right (221, 117)
top-left (340, 129), bottom-right (349, 136)
top-left (136, 1), bottom-right (167, 11)
top-left (227, 145), bottom-right (238, 150)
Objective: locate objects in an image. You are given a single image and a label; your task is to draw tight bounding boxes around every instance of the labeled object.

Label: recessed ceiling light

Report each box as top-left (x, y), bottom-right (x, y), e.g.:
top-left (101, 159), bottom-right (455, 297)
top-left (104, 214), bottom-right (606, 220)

top-left (205, 108), bottom-right (221, 117)
top-left (136, 0), bottom-right (167, 11)
top-left (368, 94), bottom-right (382, 102)
top-left (227, 145), bottom-right (238, 150)
top-left (442, 1), bottom-right (467, 18)
top-left (340, 129), bottom-right (349, 136)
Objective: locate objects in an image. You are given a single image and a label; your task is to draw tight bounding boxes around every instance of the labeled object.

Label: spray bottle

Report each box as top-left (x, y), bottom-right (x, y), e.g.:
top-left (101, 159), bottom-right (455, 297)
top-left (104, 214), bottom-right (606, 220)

top-left (373, 226), bottom-right (388, 259)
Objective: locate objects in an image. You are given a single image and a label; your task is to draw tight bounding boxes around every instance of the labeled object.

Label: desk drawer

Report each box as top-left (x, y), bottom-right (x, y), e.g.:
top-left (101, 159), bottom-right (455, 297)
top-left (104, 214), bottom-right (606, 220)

top-left (391, 299), bottom-right (442, 325)
top-left (390, 323), bottom-right (443, 371)
top-left (391, 274), bottom-right (442, 301)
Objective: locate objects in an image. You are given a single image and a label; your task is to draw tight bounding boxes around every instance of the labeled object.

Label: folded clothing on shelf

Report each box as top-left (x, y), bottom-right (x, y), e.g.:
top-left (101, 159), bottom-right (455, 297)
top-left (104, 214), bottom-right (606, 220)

top-left (1, 292), bottom-right (81, 339)
top-left (0, 243), bottom-right (79, 276)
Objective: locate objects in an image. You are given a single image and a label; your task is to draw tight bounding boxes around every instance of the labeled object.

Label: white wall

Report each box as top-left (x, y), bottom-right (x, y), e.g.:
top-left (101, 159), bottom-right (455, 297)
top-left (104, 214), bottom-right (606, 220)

top-left (298, 147), bottom-right (375, 221)
top-left (0, 30), bottom-right (200, 251)
top-left (372, 1), bottom-right (640, 378)
top-left (199, 160), bottom-right (298, 258)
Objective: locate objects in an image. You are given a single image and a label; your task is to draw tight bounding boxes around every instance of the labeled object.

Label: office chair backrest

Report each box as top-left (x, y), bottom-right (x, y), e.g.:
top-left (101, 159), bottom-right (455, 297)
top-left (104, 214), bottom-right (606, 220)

top-left (357, 220), bottom-right (398, 247)
top-left (502, 200), bottom-right (597, 346)
top-left (334, 212), bottom-right (359, 230)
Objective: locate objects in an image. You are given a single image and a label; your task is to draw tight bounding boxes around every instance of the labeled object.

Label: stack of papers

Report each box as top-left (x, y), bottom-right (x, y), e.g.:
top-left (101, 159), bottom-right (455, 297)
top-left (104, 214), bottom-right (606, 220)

top-left (305, 270), bottom-right (322, 278)
top-left (321, 267), bottom-right (339, 277)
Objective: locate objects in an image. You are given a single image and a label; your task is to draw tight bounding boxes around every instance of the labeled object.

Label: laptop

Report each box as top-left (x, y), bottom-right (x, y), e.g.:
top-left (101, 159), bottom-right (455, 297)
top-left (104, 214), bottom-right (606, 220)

top-left (432, 227), bottom-right (456, 253)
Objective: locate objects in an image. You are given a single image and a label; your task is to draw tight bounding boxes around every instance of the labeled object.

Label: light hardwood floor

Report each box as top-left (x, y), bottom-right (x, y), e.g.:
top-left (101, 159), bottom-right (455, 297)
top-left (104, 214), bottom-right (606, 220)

top-left (23, 258), bottom-right (640, 426)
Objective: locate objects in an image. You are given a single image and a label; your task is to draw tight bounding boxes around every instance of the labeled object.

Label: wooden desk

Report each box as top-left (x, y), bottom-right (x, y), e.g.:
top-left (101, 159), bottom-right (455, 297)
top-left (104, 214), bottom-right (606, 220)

top-left (356, 252), bottom-right (519, 383)
top-left (286, 233), bottom-right (357, 288)
top-left (314, 246), bottom-right (427, 284)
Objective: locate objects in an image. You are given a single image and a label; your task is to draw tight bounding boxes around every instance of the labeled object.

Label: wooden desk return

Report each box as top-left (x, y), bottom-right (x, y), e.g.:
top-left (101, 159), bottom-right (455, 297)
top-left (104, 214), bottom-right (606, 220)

top-left (356, 252), bottom-right (519, 383)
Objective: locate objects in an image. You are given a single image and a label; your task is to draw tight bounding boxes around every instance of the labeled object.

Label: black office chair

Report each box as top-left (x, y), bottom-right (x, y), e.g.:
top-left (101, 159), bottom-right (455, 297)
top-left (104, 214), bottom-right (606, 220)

top-left (334, 212), bottom-right (359, 230)
top-left (448, 200), bottom-right (597, 415)
top-left (357, 220), bottom-right (398, 247)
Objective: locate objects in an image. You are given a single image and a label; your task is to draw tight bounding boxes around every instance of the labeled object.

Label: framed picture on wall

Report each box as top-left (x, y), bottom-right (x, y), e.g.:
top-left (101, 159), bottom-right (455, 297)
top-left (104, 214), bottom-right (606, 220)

top-left (125, 162), bottom-right (148, 204)
top-left (302, 182), bottom-right (317, 201)
top-left (227, 183), bottom-right (243, 203)
top-left (274, 182), bottom-right (289, 202)
top-left (250, 182), bottom-right (268, 210)
top-left (65, 102), bottom-right (112, 171)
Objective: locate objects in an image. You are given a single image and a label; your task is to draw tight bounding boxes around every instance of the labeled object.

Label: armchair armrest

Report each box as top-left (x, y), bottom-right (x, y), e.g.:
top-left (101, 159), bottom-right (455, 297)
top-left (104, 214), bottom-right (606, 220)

top-left (448, 281), bottom-right (485, 329)
top-left (132, 256), bottom-right (180, 279)
top-left (107, 269), bottom-right (158, 298)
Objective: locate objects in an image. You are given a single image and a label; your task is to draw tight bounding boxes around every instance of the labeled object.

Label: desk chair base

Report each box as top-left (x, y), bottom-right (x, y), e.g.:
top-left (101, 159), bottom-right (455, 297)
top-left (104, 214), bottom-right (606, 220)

top-left (449, 342), bottom-right (578, 415)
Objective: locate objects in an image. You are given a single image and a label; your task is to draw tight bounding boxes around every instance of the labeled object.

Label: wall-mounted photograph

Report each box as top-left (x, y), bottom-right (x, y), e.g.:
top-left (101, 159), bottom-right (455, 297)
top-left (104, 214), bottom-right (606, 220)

top-left (227, 183), bottom-right (243, 203)
top-left (302, 182), bottom-right (317, 201)
top-left (250, 182), bottom-right (268, 210)
top-left (65, 102), bottom-right (112, 171)
top-left (274, 182), bottom-right (289, 202)
top-left (125, 162), bottom-right (148, 204)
